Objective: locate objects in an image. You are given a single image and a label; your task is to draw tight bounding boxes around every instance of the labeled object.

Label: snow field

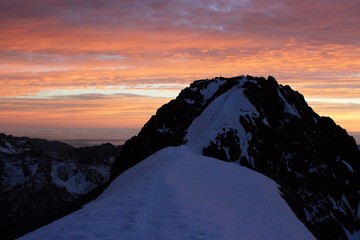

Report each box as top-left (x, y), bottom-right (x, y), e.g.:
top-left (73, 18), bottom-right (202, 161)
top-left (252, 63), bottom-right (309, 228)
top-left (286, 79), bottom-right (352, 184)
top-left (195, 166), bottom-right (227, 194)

top-left (21, 146), bottom-right (314, 240)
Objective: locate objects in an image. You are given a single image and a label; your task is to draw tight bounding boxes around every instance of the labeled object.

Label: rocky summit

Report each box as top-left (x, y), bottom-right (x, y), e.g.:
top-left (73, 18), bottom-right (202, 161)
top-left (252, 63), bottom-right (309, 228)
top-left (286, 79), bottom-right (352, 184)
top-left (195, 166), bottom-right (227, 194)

top-left (112, 75), bottom-right (360, 240)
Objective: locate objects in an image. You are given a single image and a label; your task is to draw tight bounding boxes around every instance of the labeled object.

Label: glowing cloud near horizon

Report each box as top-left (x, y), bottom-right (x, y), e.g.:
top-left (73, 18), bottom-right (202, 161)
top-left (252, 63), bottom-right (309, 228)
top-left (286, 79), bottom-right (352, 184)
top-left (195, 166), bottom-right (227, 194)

top-left (0, 0), bottom-right (359, 135)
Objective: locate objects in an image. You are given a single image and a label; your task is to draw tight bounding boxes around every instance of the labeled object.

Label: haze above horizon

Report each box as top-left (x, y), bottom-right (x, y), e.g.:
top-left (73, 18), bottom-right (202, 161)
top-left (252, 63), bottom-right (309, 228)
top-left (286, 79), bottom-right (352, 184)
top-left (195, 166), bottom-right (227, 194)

top-left (1, 1), bottom-right (359, 137)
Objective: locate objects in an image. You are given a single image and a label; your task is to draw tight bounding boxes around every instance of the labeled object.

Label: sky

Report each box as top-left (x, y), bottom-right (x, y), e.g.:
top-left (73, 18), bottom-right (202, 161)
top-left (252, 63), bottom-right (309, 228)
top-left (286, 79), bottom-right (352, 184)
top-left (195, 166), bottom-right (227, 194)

top-left (0, 0), bottom-right (359, 141)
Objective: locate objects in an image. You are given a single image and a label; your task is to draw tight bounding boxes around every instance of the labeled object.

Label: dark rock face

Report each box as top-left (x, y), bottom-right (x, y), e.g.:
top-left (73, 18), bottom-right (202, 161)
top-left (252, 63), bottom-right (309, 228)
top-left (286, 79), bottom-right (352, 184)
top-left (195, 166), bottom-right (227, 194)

top-left (203, 128), bottom-right (240, 161)
top-left (110, 79), bottom-right (207, 179)
top-left (112, 75), bottom-right (360, 239)
top-left (0, 134), bottom-right (121, 239)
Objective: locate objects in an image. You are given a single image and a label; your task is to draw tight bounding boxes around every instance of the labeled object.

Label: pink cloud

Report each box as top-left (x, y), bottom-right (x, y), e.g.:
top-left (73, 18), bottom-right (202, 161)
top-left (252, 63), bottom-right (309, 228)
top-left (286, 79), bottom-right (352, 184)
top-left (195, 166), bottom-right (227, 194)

top-left (0, 0), bottom-right (359, 132)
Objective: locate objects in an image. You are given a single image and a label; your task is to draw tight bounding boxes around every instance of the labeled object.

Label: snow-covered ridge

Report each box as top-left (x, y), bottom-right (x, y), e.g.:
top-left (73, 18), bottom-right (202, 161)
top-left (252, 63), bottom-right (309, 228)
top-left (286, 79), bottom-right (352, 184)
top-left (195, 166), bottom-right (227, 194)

top-left (185, 79), bottom-right (259, 163)
top-left (114, 75), bottom-right (360, 240)
top-left (22, 146), bottom-right (314, 240)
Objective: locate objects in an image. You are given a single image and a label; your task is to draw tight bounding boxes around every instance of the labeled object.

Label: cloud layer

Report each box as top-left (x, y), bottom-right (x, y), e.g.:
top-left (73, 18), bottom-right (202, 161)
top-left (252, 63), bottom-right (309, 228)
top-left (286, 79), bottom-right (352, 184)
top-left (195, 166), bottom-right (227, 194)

top-left (0, 0), bottom-right (359, 133)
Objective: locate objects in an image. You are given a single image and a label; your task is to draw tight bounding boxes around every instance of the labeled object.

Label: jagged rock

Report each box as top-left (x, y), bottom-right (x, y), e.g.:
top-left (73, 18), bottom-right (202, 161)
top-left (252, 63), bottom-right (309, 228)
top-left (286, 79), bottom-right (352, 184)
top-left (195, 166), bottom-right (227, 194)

top-left (111, 75), bottom-right (360, 239)
top-left (0, 134), bottom-right (121, 239)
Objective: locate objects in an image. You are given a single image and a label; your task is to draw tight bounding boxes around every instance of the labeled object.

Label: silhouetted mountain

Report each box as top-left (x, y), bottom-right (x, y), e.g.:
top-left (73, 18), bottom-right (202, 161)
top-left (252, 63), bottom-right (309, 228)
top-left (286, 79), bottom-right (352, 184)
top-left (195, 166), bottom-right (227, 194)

top-left (66, 143), bottom-right (122, 165)
top-left (26, 137), bottom-right (75, 153)
top-left (0, 133), bottom-right (121, 239)
top-left (111, 75), bottom-right (360, 239)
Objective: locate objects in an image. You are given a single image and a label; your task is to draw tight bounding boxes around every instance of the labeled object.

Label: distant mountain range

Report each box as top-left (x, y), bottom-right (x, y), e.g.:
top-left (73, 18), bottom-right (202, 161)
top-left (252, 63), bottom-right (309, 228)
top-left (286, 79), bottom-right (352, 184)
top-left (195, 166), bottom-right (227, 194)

top-left (3, 75), bottom-right (360, 239)
top-left (0, 133), bottom-right (121, 239)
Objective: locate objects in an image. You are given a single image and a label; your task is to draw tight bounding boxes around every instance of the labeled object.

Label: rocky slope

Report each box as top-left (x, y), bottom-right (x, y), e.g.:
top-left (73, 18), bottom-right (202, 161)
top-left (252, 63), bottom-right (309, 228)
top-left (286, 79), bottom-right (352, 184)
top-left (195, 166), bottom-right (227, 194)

top-left (0, 133), bottom-right (121, 239)
top-left (112, 75), bottom-right (360, 239)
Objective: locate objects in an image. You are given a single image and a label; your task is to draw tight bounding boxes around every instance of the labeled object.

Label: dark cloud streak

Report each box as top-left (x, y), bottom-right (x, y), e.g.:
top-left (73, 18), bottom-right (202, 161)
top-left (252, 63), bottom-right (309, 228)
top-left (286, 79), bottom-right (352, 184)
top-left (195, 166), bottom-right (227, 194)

top-left (1, 0), bottom-right (359, 46)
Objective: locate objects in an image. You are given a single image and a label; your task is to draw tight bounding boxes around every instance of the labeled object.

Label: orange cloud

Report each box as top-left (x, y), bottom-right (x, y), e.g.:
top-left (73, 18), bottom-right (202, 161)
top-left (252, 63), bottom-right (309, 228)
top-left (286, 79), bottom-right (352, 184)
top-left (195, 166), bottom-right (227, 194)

top-left (0, 94), bottom-right (170, 129)
top-left (0, 0), bottom-right (359, 136)
top-left (308, 101), bottom-right (360, 132)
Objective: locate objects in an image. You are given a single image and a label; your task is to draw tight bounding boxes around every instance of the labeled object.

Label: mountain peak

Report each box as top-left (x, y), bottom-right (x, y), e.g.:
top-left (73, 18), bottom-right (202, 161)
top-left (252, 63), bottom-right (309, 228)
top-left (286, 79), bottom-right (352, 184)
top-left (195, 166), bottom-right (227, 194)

top-left (111, 75), bottom-right (360, 239)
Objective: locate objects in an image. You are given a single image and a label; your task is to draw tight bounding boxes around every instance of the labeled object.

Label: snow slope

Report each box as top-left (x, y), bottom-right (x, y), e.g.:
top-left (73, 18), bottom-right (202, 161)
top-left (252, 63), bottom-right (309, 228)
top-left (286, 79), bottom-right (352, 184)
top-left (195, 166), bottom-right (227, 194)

top-left (22, 146), bottom-right (314, 240)
top-left (185, 80), bottom-right (260, 165)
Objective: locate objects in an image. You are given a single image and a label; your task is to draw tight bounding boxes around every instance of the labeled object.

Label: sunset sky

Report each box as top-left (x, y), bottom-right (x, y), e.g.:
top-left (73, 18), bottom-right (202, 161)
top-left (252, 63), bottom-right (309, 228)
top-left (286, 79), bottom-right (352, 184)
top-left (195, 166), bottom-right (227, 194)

top-left (0, 0), bottom-right (359, 142)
